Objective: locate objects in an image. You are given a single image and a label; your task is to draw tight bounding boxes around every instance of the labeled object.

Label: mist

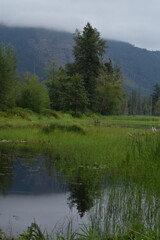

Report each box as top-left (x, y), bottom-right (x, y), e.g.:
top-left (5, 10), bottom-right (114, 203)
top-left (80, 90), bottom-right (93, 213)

top-left (1, 0), bottom-right (160, 50)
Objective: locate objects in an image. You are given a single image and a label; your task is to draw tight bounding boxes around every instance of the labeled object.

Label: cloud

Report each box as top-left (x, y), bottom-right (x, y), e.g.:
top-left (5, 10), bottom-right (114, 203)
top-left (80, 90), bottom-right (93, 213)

top-left (0, 0), bottom-right (160, 50)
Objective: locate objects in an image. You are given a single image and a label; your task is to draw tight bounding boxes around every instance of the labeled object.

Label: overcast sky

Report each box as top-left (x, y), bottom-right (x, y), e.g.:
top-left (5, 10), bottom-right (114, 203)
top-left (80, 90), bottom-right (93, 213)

top-left (1, 0), bottom-right (160, 50)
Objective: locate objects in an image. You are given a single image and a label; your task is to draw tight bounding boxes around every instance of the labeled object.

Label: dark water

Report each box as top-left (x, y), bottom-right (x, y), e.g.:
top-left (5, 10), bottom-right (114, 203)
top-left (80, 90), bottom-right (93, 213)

top-left (0, 151), bottom-right (87, 236)
top-left (0, 147), bottom-right (160, 237)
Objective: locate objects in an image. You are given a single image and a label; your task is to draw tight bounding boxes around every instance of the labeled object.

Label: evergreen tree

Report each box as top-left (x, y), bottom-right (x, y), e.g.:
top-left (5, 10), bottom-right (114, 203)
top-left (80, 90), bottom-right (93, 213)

top-left (151, 83), bottom-right (160, 115)
top-left (127, 90), bottom-right (142, 115)
top-left (46, 25), bottom-right (126, 116)
top-left (95, 63), bottom-right (125, 115)
top-left (73, 23), bottom-right (106, 109)
top-left (0, 43), bottom-right (18, 110)
top-left (153, 99), bottom-right (160, 116)
top-left (46, 62), bottom-right (69, 111)
top-left (64, 74), bottom-right (89, 113)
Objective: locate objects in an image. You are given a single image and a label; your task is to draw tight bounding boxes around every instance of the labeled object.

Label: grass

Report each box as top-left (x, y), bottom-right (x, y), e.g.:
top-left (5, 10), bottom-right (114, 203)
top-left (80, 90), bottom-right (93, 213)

top-left (0, 222), bottom-right (158, 240)
top-left (1, 109), bottom-right (160, 239)
top-left (1, 110), bottom-right (160, 189)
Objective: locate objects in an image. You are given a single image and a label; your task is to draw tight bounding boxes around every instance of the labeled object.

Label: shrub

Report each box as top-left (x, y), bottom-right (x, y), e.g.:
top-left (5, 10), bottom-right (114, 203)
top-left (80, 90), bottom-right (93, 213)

top-left (18, 74), bottom-right (50, 113)
top-left (41, 109), bottom-right (61, 119)
top-left (42, 123), bottom-right (85, 135)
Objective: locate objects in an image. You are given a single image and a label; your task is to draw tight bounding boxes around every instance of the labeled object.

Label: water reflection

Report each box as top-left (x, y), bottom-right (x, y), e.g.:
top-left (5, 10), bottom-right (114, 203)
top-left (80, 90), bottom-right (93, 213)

top-left (0, 146), bottom-right (160, 237)
top-left (91, 182), bottom-right (160, 235)
top-left (0, 149), bottom-right (14, 194)
top-left (68, 176), bottom-right (95, 217)
top-left (0, 193), bottom-right (78, 236)
top-left (0, 147), bottom-right (85, 236)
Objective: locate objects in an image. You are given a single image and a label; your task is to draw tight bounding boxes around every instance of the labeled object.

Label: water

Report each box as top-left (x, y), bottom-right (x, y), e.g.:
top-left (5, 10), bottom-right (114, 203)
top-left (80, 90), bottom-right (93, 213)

top-left (0, 151), bottom-right (86, 236)
top-left (0, 146), bottom-right (160, 237)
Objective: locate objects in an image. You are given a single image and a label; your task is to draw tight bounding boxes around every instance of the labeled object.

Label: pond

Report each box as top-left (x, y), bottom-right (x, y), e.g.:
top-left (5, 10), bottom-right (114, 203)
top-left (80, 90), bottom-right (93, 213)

top-left (0, 145), bottom-right (160, 237)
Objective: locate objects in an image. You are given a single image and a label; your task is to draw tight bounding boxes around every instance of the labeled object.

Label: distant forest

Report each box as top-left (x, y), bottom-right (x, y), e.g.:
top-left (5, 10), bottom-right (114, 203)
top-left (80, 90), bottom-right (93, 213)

top-left (1, 24), bottom-right (160, 96)
top-left (0, 23), bottom-right (160, 116)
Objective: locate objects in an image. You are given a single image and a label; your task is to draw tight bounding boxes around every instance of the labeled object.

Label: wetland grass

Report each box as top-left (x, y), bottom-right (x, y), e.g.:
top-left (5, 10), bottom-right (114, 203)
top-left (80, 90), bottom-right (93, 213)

top-left (1, 111), bottom-right (160, 239)
top-left (0, 222), bottom-right (158, 240)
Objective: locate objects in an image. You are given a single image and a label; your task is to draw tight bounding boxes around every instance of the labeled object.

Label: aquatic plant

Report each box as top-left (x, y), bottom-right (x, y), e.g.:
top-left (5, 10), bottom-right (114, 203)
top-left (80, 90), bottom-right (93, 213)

top-left (18, 222), bottom-right (48, 240)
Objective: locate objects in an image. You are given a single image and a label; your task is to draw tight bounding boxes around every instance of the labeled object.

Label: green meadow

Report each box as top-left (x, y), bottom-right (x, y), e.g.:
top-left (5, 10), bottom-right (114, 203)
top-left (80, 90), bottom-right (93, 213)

top-left (1, 109), bottom-right (160, 239)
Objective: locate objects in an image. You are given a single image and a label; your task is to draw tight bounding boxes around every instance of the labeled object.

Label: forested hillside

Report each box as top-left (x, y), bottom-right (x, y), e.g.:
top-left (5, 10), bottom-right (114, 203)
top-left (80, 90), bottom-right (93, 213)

top-left (107, 40), bottom-right (160, 94)
top-left (0, 25), bottom-right (160, 94)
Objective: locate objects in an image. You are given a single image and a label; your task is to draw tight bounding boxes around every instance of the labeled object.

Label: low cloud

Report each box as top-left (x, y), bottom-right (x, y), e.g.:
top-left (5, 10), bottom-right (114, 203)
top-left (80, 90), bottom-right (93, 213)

top-left (1, 0), bottom-right (160, 50)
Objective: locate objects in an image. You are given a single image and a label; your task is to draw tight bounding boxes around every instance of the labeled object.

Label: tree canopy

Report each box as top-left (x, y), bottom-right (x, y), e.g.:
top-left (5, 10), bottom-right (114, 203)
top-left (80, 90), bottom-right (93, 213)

top-left (18, 73), bottom-right (50, 113)
top-left (0, 24), bottom-right (126, 116)
top-left (73, 22), bottom-right (107, 108)
top-left (0, 43), bottom-right (18, 110)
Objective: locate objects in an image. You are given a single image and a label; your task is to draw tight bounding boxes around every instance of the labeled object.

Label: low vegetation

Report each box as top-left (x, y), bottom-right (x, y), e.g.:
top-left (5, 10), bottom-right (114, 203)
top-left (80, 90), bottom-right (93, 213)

top-left (0, 222), bottom-right (158, 240)
top-left (0, 110), bottom-right (160, 239)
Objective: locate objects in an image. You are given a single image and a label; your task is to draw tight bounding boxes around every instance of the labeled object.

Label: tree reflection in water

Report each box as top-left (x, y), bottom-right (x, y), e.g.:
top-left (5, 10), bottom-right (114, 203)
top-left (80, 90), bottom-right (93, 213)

top-left (0, 145), bottom-right (160, 236)
top-left (0, 146), bottom-right (15, 194)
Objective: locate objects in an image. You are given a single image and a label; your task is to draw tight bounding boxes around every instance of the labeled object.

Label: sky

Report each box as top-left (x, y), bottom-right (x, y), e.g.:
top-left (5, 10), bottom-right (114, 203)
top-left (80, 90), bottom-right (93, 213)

top-left (0, 0), bottom-right (160, 51)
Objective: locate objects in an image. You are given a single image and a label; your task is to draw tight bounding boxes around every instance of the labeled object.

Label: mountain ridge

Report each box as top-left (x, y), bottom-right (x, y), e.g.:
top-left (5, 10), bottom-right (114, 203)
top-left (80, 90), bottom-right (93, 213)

top-left (0, 25), bottom-right (160, 95)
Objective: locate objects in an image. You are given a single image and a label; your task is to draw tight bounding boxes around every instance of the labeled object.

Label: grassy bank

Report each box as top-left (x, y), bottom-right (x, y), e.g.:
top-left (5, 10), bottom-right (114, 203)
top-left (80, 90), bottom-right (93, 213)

top-left (1, 109), bottom-right (160, 192)
top-left (0, 109), bottom-right (159, 180)
top-left (1, 109), bottom-right (160, 239)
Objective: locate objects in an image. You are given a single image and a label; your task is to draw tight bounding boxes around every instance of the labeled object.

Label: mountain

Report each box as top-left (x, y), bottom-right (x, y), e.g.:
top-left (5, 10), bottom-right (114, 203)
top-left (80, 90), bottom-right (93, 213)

top-left (107, 41), bottom-right (160, 95)
top-left (0, 25), bottom-right (160, 95)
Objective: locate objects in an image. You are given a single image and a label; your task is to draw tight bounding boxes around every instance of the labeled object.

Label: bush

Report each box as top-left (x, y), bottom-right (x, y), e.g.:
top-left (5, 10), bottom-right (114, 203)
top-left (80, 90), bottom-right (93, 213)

top-left (41, 109), bottom-right (61, 119)
top-left (0, 108), bottom-right (32, 119)
top-left (8, 107), bottom-right (33, 119)
top-left (42, 123), bottom-right (85, 135)
top-left (70, 111), bottom-right (83, 118)
top-left (18, 74), bottom-right (50, 113)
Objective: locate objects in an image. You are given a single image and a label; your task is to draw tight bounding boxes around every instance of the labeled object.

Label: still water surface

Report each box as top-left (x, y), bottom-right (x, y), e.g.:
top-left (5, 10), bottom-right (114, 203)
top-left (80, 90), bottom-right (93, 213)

top-left (0, 153), bottom-right (87, 236)
top-left (0, 147), bottom-right (160, 237)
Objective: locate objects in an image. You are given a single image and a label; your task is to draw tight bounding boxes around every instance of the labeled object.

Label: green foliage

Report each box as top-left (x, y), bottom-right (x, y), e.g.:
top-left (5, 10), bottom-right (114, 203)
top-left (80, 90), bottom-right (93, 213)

top-left (45, 25), bottom-right (126, 116)
top-left (18, 222), bottom-right (46, 240)
top-left (151, 83), bottom-right (160, 115)
top-left (2, 25), bottom-right (160, 95)
top-left (0, 42), bottom-right (19, 110)
top-left (46, 63), bottom-right (69, 111)
top-left (1, 115), bottom-right (160, 239)
top-left (95, 64), bottom-right (125, 115)
top-left (107, 40), bottom-right (160, 95)
top-left (56, 221), bottom-right (76, 240)
top-left (70, 111), bottom-right (83, 118)
top-left (0, 229), bottom-right (7, 240)
top-left (41, 109), bottom-right (61, 118)
top-left (127, 91), bottom-right (142, 115)
top-left (63, 74), bottom-right (89, 113)
top-left (128, 131), bottom-right (160, 163)
top-left (73, 23), bottom-right (107, 108)
top-left (154, 99), bottom-right (160, 116)
top-left (77, 224), bottom-right (100, 240)
top-left (42, 123), bottom-right (85, 135)
top-left (18, 74), bottom-right (50, 113)
top-left (7, 107), bottom-right (33, 119)
top-left (46, 65), bottom-right (89, 113)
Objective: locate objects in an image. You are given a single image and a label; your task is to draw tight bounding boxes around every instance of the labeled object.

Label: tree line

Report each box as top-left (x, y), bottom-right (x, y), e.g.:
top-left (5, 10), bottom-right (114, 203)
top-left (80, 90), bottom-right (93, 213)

top-left (0, 23), bottom-right (159, 116)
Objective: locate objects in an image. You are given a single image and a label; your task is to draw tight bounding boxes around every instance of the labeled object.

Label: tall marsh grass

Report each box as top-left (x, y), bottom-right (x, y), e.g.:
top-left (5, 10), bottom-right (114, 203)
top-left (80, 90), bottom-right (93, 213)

top-left (0, 221), bottom-right (158, 240)
top-left (1, 113), bottom-right (160, 239)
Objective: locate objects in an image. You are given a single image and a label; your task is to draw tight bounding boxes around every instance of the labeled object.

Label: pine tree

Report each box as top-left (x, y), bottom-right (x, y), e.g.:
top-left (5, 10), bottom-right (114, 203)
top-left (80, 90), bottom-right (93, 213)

top-left (73, 23), bottom-right (106, 109)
